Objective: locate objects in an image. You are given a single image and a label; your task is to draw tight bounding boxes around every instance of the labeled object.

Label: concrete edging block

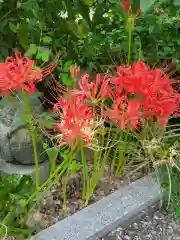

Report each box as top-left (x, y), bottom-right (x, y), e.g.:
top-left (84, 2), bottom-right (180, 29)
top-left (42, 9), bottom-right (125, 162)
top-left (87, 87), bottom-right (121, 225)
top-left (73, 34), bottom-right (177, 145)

top-left (33, 174), bottom-right (162, 240)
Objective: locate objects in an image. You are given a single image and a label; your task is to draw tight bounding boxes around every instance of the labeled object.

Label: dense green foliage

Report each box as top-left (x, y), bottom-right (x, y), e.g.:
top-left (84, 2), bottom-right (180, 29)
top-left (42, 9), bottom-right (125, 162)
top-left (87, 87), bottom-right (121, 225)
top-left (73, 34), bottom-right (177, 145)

top-left (0, 0), bottom-right (180, 73)
top-left (0, 174), bottom-right (35, 238)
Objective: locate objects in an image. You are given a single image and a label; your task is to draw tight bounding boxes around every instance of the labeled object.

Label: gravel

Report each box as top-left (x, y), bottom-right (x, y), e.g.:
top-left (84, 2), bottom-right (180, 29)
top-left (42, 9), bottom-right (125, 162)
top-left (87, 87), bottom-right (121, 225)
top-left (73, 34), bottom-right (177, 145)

top-left (100, 204), bottom-right (180, 240)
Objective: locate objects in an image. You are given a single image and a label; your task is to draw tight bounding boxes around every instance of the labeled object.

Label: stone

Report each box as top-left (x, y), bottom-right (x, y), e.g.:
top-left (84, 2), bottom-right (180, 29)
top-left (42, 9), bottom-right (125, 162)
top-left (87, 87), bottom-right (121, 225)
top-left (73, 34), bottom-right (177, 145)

top-left (0, 121), bottom-right (12, 162)
top-left (0, 159), bottom-right (50, 184)
top-left (0, 92), bottom-right (47, 165)
top-left (8, 126), bottom-right (46, 165)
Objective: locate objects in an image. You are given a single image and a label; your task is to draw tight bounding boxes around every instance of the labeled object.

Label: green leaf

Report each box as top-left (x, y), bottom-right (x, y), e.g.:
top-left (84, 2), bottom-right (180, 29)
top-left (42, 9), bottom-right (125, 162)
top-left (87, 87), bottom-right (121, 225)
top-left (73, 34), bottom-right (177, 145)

top-left (177, 39), bottom-right (180, 46)
top-left (140, 0), bottom-right (156, 13)
top-left (46, 148), bottom-right (59, 162)
top-left (78, 19), bottom-right (89, 38)
top-left (61, 150), bottom-right (70, 162)
top-left (174, 0), bottom-right (180, 6)
top-left (42, 36), bottom-right (52, 44)
top-left (64, 60), bottom-right (73, 72)
top-left (69, 161), bottom-right (81, 174)
top-left (25, 44), bottom-right (37, 56)
top-left (9, 22), bottom-right (17, 33)
top-left (36, 48), bottom-right (51, 62)
top-left (15, 176), bottom-right (35, 198)
top-left (18, 23), bottom-right (29, 50)
top-left (39, 112), bottom-right (55, 128)
top-left (23, 0), bottom-right (40, 18)
top-left (33, 65), bottom-right (41, 70)
top-left (109, 1), bottom-right (127, 19)
top-left (0, 55), bottom-right (4, 62)
top-left (64, 0), bottom-right (74, 20)
top-left (77, 0), bottom-right (91, 26)
top-left (62, 74), bottom-right (73, 86)
top-left (39, 112), bottom-right (49, 119)
top-left (132, 0), bottom-right (140, 14)
top-left (0, 174), bottom-right (23, 197)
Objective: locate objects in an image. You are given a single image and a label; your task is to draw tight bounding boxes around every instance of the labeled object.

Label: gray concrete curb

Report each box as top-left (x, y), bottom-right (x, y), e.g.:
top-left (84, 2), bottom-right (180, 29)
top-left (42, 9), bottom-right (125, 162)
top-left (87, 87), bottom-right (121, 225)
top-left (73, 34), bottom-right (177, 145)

top-left (33, 174), bottom-right (162, 240)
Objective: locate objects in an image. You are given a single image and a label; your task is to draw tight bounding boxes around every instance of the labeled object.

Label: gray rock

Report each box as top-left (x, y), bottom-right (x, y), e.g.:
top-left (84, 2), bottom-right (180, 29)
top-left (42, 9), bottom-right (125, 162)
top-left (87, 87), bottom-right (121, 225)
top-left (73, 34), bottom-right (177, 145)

top-left (0, 93), bottom-right (47, 165)
top-left (0, 121), bottom-right (12, 162)
top-left (0, 160), bottom-right (50, 184)
top-left (8, 126), bottom-right (47, 165)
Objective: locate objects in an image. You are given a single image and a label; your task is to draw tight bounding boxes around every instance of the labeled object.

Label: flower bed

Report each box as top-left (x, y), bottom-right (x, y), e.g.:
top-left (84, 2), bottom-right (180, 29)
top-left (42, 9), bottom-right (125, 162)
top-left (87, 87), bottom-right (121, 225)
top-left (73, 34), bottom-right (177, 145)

top-left (30, 166), bottom-right (143, 230)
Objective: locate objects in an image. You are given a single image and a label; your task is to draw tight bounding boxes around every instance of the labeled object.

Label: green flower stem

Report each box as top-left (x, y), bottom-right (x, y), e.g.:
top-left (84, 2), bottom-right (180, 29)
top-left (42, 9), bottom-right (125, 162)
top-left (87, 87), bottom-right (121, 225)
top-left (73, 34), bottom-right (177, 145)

top-left (73, 77), bottom-right (76, 89)
top-left (92, 106), bottom-right (100, 171)
top-left (23, 162), bottom-right (69, 226)
top-left (80, 140), bottom-right (89, 200)
top-left (127, 16), bottom-right (134, 65)
top-left (61, 150), bottom-right (77, 215)
top-left (27, 148), bottom-right (78, 210)
top-left (21, 89), bottom-right (40, 194)
top-left (25, 158), bottom-right (68, 206)
top-left (63, 172), bottom-right (69, 215)
top-left (111, 150), bottom-right (117, 171)
top-left (110, 131), bottom-right (120, 170)
top-left (86, 123), bottom-right (113, 204)
top-left (93, 146), bottom-right (99, 171)
top-left (85, 132), bottom-right (102, 204)
top-left (116, 132), bottom-right (128, 176)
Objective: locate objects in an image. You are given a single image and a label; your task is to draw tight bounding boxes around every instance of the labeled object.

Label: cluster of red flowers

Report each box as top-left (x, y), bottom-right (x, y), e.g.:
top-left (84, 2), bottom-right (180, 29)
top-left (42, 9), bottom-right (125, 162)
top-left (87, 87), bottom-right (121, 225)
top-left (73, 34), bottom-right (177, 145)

top-left (0, 51), bottom-right (55, 96)
top-left (53, 61), bottom-right (179, 146)
top-left (106, 61), bottom-right (179, 128)
top-left (0, 51), bottom-right (178, 147)
top-left (53, 95), bottom-right (94, 147)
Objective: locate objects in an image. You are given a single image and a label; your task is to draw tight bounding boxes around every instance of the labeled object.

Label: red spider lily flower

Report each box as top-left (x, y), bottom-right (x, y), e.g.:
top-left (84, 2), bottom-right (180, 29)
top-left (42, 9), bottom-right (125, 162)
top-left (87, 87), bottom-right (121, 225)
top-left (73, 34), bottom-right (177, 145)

top-left (121, 0), bottom-right (141, 15)
top-left (73, 73), bottom-right (112, 103)
top-left (0, 51), bottom-right (55, 96)
top-left (70, 64), bottom-right (80, 79)
top-left (53, 93), bottom-right (85, 113)
top-left (122, 0), bottom-right (130, 13)
top-left (53, 95), bottom-right (94, 147)
top-left (105, 96), bottom-right (142, 130)
top-left (112, 62), bottom-right (151, 98)
top-left (143, 92), bottom-right (179, 126)
top-left (111, 61), bottom-right (180, 127)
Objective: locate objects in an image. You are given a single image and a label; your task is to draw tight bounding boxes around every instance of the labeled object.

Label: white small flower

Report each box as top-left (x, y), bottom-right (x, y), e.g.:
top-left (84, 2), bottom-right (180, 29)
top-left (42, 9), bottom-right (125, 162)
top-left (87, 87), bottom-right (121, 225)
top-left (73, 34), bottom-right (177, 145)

top-left (75, 14), bottom-right (83, 23)
top-left (89, 8), bottom-right (95, 21)
top-left (59, 11), bottom-right (68, 19)
top-left (102, 13), bottom-right (108, 18)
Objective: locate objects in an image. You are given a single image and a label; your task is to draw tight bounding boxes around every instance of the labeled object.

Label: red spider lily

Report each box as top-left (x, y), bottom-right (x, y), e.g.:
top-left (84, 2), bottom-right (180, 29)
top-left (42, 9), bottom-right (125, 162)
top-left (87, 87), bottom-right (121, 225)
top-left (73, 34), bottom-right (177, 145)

top-left (70, 64), bottom-right (80, 79)
top-left (73, 73), bottom-right (112, 103)
top-left (0, 51), bottom-right (55, 96)
top-left (53, 95), bottom-right (94, 147)
top-left (143, 92), bottom-right (179, 126)
top-left (121, 0), bottom-right (141, 15)
top-left (111, 61), bottom-right (180, 127)
top-left (122, 0), bottom-right (130, 12)
top-left (105, 96), bottom-right (142, 130)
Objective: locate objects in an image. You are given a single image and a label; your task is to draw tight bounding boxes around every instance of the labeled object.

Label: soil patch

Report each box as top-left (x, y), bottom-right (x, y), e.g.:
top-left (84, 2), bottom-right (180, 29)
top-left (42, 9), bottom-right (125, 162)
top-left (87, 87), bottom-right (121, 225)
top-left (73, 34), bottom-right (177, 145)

top-left (27, 166), bottom-right (144, 231)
